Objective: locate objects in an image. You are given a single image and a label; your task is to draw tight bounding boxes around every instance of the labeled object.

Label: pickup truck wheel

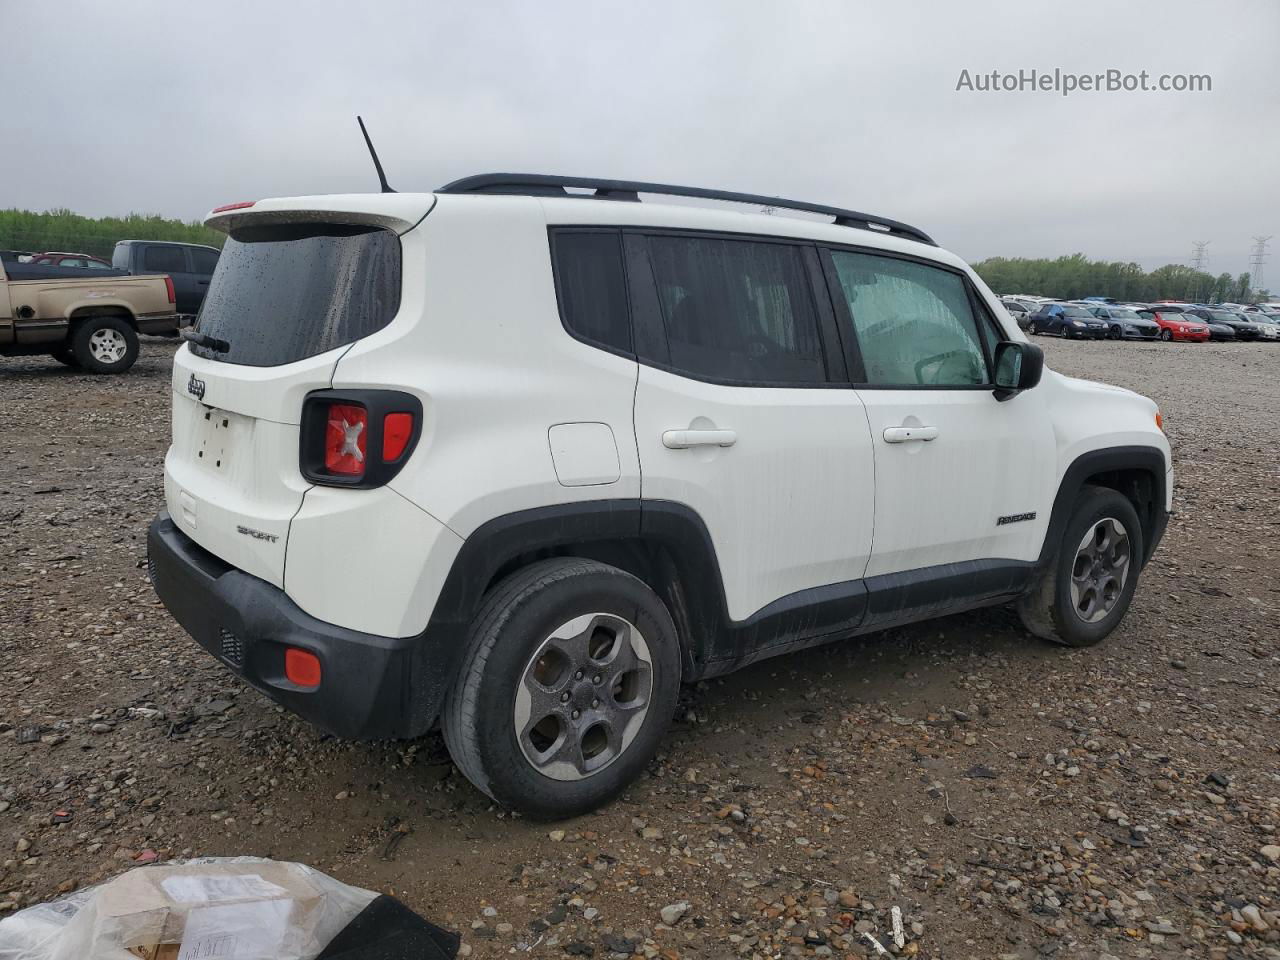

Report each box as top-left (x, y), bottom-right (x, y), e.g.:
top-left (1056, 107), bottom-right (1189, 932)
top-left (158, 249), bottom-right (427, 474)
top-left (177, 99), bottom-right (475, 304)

top-left (443, 558), bottom-right (681, 820)
top-left (1018, 485), bottom-right (1144, 647)
top-left (50, 347), bottom-right (79, 368)
top-left (71, 316), bottom-right (139, 374)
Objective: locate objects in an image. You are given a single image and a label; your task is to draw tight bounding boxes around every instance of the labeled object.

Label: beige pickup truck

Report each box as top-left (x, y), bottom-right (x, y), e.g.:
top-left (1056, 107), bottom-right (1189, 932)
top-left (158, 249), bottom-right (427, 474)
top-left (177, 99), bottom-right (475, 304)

top-left (0, 252), bottom-right (181, 373)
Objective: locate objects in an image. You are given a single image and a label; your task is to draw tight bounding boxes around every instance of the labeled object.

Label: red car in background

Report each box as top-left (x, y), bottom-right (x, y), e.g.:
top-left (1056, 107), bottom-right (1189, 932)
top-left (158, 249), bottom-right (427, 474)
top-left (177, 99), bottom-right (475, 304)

top-left (1133, 306), bottom-right (1210, 342)
top-left (29, 251), bottom-right (114, 269)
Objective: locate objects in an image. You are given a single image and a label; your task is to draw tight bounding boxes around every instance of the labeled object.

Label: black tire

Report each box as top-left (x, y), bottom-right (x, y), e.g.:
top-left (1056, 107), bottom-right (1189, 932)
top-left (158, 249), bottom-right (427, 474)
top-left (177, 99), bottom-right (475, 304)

top-left (442, 558), bottom-right (682, 820)
top-left (50, 346), bottom-right (79, 368)
top-left (1160, 329), bottom-right (1173, 342)
top-left (1018, 485), bottom-right (1144, 647)
top-left (1029, 321), bottom-right (1041, 335)
top-left (70, 315), bottom-right (139, 374)
top-left (1108, 326), bottom-right (1121, 340)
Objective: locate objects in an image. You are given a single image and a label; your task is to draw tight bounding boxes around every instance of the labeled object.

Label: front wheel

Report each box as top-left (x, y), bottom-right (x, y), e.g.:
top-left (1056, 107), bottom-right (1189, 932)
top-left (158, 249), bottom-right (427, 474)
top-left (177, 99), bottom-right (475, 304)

top-left (1160, 329), bottom-right (1173, 342)
top-left (1018, 485), bottom-right (1144, 647)
top-left (442, 558), bottom-right (682, 819)
top-left (71, 315), bottom-right (139, 374)
top-left (1108, 326), bottom-right (1121, 340)
top-left (50, 346), bottom-right (79, 368)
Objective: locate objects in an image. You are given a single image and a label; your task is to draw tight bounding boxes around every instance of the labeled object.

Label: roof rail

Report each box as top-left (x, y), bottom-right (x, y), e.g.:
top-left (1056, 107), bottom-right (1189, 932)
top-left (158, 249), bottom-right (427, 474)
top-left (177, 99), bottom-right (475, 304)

top-left (437, 173), bottom-right (937, 246)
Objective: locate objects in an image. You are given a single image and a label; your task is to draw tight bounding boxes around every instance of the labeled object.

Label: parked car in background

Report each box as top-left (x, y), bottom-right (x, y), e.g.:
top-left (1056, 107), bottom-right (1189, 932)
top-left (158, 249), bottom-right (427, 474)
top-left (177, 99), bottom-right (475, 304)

top-left (1085, 305), bottom-right (1160, 340)
top-left (30, 252), bottom-right (114, 269)
top-left (1, 251), bottom-right (179, 373)
top-left (1129, 305), bottom-right (1211, 342)
top-left (1184, 307), bottom-right (1261, 341)
top-left (1000, 298), bottom-right (1031, 328)
top-left (1027, 302), bottom-right (1110, 338)
top-left (1226, 311), bottom-right (1280, 340)
top-left (111, 240), bottom-right (220, 316)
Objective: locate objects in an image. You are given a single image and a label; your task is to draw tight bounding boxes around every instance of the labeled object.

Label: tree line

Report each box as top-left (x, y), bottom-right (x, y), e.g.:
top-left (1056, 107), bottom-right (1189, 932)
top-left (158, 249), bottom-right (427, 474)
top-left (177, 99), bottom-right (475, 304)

top-left (973, 253), bottom-right (1263, 304)
top-left (3, 209), bottom-right (1268, 305)
top-left (0, 208), bottom-right (225, 260)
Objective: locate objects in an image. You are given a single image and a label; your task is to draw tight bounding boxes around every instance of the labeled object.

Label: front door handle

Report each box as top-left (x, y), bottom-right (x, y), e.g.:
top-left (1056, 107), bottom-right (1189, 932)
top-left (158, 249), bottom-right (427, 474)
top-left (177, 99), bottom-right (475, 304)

top-left (883, 425), bottom-right (939, 444)
top-left (662, 429), bottom-right (737, 449)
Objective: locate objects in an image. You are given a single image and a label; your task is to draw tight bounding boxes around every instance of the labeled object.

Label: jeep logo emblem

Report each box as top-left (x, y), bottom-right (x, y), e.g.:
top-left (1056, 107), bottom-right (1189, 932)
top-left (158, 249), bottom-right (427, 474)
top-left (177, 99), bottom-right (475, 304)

top-left (187, 373), bottom-right (206, 401)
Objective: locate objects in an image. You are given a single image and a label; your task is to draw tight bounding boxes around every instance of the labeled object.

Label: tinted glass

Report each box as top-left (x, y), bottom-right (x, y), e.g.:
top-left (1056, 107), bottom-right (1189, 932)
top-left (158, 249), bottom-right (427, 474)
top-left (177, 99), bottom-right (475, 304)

top-left (1111, 309), bottom-right (1141, 320)
top-left (829, 250), bottom-right (988, 387)
top-left (552, 232), bottom-right (632, 353)
top-left (1060, 305), bottom-right (1093, 318)
top-left (1209, 311), bottom-right (1238, 322)
top-left (190, 224), bottom-right (401, 367)
top-left (646, 236), bottom-right (825, 383)
top-left (190, 247), bottom-right (220, 275)
top-left (143, 245), bottom-right (186, 273)
top-left (85, 260), bottom-right (111, 269)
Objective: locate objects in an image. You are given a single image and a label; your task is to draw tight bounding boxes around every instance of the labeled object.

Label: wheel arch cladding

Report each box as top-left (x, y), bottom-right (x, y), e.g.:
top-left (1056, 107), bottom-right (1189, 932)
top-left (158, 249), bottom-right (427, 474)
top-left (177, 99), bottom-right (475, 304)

top-left (425, 500), bottom-right (728, 681)
top-left (1041, 446), bottom-right (1167, 569)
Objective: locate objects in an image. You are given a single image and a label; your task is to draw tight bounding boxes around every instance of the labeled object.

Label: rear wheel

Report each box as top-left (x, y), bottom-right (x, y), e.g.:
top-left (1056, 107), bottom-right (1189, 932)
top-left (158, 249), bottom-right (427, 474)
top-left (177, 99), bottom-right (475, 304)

top-left (1029, 320), bottom-right (1041, 335)
top-left (1160, 329), bottom-right (1173, 342)
top-left (71, 315), bottom-right (139, 374)
top-left (443, 558), bottom-right (682, 819)
top-left (1018, 485), bottom-right (1144, 647)
top-left (1108, 326), bottom-right (1121, 340)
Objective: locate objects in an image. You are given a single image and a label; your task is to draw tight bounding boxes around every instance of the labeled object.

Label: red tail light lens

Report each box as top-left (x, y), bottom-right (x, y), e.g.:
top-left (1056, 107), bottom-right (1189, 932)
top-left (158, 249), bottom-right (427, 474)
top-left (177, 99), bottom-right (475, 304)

top-left (164, 276), bottom-right (176, 304)
top-left (324, 403), bottom-right (368, 476)
top-left (301, 391), bottom-right (421, 488)
top-left (382, 413), bottom-right (414, 461)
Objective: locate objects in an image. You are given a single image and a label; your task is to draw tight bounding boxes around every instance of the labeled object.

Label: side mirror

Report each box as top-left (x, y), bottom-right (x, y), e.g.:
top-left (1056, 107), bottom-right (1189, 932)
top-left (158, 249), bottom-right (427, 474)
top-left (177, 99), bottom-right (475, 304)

top-left (993, 341), bottom-right (1043, 401)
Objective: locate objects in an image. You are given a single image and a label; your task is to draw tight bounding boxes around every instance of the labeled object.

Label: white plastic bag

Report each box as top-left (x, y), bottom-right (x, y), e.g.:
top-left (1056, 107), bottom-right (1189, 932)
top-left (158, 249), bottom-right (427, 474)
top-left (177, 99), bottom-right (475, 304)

top-left (0, 857), bottom-right (377, 960)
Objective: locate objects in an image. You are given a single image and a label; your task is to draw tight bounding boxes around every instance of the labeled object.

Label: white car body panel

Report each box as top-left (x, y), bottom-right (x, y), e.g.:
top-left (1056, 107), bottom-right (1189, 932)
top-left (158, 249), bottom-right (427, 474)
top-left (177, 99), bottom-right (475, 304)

top-left (160, 188), bottom-right (1171, 642)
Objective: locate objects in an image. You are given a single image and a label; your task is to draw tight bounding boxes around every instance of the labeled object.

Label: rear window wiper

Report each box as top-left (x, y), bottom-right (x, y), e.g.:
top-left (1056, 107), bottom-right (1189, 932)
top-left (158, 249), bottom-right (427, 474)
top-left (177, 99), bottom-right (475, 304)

top-left (181, 328), bottom-right (231, 353)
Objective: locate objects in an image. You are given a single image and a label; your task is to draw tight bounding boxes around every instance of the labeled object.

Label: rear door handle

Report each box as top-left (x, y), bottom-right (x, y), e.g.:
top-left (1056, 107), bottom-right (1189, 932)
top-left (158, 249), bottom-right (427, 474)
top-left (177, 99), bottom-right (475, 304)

top-left (883, 425), bottom-right (939, 443)
top-left (662, 429), bottom-right (737, 449)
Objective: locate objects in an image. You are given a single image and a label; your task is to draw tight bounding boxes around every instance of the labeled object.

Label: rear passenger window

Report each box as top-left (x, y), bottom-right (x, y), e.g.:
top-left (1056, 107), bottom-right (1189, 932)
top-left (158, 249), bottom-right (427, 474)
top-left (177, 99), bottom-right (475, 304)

top-left (646, 236), bottom-right (825, 384)
top-left (552, 232), bottom-right (632, 354)
top-left (190, 247), bottom-right (220, 275)
top-left (828, 250), bottom-right (990, 387)
top-left (143, 245), bottom-right (186, 273)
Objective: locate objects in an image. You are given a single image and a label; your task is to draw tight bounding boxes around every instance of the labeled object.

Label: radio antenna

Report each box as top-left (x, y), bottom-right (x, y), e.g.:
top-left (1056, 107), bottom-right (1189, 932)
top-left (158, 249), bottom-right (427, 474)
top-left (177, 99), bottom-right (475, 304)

top-left (357, 116), bottom-right (395, 194)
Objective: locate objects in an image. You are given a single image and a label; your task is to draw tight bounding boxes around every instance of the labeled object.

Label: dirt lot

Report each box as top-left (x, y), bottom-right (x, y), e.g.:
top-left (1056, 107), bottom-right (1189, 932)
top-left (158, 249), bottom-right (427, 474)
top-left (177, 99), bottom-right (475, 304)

top-left (1, 337), bottom-right (1277, 959)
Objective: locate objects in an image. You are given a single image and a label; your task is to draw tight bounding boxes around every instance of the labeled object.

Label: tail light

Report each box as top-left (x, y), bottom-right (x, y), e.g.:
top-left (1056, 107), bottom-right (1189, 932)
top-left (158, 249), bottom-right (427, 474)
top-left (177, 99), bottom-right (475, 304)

top-left (164, 276), bottom-right (176, 304)
top-left (300, 390), bottom-right (423, 488)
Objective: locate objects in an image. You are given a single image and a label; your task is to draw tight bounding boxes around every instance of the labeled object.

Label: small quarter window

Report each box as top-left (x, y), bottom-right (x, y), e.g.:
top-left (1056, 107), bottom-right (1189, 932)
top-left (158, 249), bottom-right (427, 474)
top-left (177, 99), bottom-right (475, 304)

top-left (552, 231), bottom-right (632, 353)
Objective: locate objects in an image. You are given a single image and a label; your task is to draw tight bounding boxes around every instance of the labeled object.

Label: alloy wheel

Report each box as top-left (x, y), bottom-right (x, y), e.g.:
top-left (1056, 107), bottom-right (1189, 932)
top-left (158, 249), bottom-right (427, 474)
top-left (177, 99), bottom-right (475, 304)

top-left (513, 613), bottom-right (654, 781)
top-left (1069, 518), bottom-right (1131, 624)
top-left (88, 328), bottom-right (128, 364)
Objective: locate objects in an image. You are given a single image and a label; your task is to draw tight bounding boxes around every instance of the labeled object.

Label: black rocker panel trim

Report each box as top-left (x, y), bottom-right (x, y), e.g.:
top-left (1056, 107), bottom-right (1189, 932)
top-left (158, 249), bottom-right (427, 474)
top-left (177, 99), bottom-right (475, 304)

top-left (1038, 445), bottom-right (1168, 569)
top-left (424, 500), bottom-right (1044, 687)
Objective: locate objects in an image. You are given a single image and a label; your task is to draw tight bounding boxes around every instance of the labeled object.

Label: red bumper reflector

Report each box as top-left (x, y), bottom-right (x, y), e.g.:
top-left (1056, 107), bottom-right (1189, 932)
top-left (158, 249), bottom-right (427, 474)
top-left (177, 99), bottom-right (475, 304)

top-left (285, 648), bottom-right (322, 688)
top-left (382, 412), bottom-right (414, 461)
top-left (324, 403), bottom-right (368, 476)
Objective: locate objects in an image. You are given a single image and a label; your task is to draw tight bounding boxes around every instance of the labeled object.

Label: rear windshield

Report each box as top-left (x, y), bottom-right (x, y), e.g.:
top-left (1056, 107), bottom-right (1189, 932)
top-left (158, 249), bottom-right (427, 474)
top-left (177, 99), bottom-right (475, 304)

top-left (189, 223), bottom-right (401, 367)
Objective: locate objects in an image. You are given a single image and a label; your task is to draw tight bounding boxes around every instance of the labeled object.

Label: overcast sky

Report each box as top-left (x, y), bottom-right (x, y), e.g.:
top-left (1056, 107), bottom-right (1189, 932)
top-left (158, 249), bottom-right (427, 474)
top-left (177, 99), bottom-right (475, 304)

top-left (3, 0), bottom-right (1276, 276)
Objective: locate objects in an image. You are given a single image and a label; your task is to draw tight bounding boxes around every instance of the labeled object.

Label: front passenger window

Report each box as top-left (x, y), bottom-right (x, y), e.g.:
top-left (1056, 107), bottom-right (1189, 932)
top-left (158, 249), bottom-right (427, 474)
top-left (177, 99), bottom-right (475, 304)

top-left (829, 251), bottom-right (990, 387)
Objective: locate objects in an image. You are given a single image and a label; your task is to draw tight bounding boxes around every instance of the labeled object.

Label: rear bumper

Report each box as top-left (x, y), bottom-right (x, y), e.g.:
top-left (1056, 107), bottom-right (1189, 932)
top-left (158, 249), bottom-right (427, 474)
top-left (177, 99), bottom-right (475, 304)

top-left (148, 511), bottom-right (445, 739)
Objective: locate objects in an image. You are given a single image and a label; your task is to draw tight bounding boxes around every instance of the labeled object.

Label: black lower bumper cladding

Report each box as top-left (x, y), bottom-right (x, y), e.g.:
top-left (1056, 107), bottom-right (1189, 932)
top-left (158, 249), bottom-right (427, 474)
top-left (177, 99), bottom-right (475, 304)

top-left (147, 511), bottom-right (438, 740)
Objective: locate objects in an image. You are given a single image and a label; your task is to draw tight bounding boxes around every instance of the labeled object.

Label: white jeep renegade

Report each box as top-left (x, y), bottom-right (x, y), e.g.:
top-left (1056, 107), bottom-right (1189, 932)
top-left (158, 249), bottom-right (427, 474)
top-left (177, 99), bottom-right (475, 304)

top-left (148, 175), bottom-right (1171, 818)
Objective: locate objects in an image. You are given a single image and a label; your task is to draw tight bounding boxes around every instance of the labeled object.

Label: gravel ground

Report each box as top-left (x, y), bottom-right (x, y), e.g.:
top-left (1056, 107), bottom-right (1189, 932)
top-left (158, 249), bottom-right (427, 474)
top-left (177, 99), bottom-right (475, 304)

top-left (1, 337), bottom-right (1277, 960)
